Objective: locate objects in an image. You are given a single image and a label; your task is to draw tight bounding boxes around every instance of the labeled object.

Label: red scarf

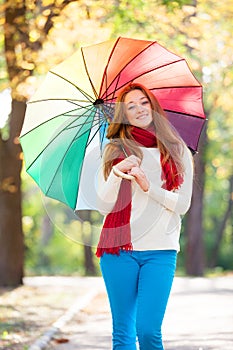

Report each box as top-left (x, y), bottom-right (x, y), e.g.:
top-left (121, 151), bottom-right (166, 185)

top-left (95, 126), bottom-right (183, 258)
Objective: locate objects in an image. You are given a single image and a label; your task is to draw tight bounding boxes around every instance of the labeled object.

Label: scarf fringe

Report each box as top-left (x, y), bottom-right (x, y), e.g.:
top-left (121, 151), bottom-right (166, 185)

top-left (96, 243), bottom-right (133, 258)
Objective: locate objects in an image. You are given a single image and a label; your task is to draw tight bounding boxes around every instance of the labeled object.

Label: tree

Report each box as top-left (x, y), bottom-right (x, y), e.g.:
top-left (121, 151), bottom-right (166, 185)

top-left (178, 0), bottom-right (206, 276)
top-left (0, 0), bottom-right (27, 285)
top-left (0, 0), bottom-right (79, 286)
top-left (185, 129), bottom-right (206, 275)
top-left (197, 0), bottom-right (233, 271)
top-left (209, 175), bottom-right (233, 267)
top-left (77, 210), bottom-right (97, 276)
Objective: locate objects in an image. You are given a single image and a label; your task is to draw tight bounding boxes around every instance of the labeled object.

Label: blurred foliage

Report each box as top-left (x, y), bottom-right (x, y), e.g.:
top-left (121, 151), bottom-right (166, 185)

top-left (22, 169), bottom-right (101, 275)
top-left (1, 0), bottom-right (233, 275)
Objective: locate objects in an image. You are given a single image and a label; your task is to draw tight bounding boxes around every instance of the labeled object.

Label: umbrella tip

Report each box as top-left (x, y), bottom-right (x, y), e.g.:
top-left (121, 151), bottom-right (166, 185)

top-left (93, 98), bottom-right (104, 106)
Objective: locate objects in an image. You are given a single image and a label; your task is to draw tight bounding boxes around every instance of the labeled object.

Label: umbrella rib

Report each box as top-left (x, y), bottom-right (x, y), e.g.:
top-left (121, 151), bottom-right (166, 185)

top-left (53, 106), bottom-right (99, 133)
top-left (103, 81), bottom-right (201, 104)
top-left (49, 70), bottom-right (95, 102)
top-left (45, 112), bottom-right (95, 196)
top-left (65, 105), bottom-right (109, 129)
top-left (27, 107), bottom-right (103, 178)
top-left (20, 105), bottom-right (95, 138)
top-left (69, 120), bottom-right (99, 144)
top-left (66, 100), bottom-right (111, 117)
top-left (24, 108), bottom-right (94, 170)
top-left (27, 98), bottom-right (92, 105)
top-left (99, 37), bottom-right (121, 101)
top-left (103, 58), bottom-right (186, 100)
top-left (150, 85), bottom-right (201, 90)
top-left (72, 119), bottom-right (108, 206)
top-left (95, 103), bottom-right (114, 121)
top-left (65, 119), bottom-right (93, 130)
top-left (65, 100), bottom-right (94, 111)
top-left (85, 124), bottom-right (101, 148)
top-left (81, 47), bottom-right (98, 99)
top-left (100, 39), bottom-right (155, 100)
top-left (164, 109), bottom-right (205, 119)
top-left (107, 72), bottom-right (122, 106)
top-left (26, 117), bottom-right (89, 174)
top-left (85, 119), bottom-right (109, 156)
top-left (99, 120), bottom-right (109, 153)
top-left (66, 110), bottom-right (103, 131)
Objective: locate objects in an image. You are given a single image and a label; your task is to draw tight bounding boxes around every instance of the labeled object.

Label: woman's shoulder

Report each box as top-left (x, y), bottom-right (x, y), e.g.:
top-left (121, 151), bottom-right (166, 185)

top-left (181, 144), bottom-right (194, 172)
top-left (182, 144), bottom-right (193, 159)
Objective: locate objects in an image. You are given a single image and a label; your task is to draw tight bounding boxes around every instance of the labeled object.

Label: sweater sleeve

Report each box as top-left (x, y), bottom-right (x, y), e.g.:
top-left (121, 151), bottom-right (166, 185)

top-left (96, 167), bottom-right (123, 215)
top-left (147, 146), bottom-right (194, 215)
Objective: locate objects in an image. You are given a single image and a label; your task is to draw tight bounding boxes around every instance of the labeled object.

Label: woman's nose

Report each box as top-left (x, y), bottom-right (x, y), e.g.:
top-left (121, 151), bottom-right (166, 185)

top-left (137, 103), bottom-right (144, 112)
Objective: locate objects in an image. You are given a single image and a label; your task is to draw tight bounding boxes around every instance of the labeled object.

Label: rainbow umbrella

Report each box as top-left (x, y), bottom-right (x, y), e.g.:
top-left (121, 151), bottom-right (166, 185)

top-left (20, 37), bottom-right (206, 210)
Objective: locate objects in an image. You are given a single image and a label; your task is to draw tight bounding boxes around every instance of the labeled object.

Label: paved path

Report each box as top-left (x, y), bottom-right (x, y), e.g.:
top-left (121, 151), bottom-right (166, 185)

top-left (40, 275), bottom-right (233, 350)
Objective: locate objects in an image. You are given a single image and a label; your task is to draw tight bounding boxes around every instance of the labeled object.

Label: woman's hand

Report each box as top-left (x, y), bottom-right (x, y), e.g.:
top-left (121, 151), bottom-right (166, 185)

top-left (128, 166), bottom-right (150, 192)
top-left (114, 155), bottom-right (141, 173)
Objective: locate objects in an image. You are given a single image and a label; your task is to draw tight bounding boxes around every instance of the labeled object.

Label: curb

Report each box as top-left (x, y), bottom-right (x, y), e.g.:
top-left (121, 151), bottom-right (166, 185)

top-left (28, 288), bottom-right (99, 350)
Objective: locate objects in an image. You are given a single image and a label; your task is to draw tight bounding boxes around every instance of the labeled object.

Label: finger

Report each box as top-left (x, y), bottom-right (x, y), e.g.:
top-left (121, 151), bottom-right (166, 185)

top-left (128, 155), bottom-right (141, 166)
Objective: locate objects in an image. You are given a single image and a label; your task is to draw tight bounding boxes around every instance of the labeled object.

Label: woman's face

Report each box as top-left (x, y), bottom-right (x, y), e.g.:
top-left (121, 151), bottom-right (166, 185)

top-left (124, 89), bottom-right (153, 129)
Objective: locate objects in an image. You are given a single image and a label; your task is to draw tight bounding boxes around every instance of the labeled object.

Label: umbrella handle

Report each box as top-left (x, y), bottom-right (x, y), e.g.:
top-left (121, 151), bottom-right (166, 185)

top-left (120, 143), bottom-right (129, 158)
top-left (112, 166), bottom-right (135, 180)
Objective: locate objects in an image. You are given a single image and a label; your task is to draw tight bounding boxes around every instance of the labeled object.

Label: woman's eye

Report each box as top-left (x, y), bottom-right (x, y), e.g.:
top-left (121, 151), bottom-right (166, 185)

top-left (128, 105), bottom-right (135, 110)
top-left (142, 100), bottom-right (149, 105)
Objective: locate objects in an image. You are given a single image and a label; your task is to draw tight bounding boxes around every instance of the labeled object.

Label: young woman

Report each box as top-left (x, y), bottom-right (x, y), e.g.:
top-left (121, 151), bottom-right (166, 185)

top-left (95, 83), bottom-right (194, 350)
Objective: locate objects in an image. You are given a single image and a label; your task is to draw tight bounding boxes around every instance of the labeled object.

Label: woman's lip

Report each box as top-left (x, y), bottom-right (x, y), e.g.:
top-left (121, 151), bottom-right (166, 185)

top-left (136, 115), bottom-right (147, 119)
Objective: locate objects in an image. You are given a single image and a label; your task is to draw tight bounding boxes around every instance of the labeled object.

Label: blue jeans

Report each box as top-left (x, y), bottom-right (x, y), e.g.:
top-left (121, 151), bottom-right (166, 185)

top-left (100, 250), bottom-right (177, 350)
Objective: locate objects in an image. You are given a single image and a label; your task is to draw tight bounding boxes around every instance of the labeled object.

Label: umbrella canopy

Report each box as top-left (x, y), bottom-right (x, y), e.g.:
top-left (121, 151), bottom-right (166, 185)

top-left (20, 37), bottom-right (206, 210)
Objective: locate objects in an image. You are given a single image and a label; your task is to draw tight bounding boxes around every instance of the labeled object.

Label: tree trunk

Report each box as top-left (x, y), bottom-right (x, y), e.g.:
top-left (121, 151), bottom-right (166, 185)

top-left (78, 210), bottom-right (96, 276)
top-left (1, 0), bottom-right (78, 286)
top-left (209, 175), bottom-right (233, 268)
top-left (185, 126), bottom-right (207, 276)
top-left (0, 99), bottom-right (25, 286)
top-left (39, 214), bottom-right (54, 267)
top-left (84, 245), bottom-right (96, 276)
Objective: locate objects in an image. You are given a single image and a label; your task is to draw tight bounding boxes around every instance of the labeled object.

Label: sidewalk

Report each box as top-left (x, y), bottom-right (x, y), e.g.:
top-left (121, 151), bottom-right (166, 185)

top-left (42, 275), bottom-right (233, 350)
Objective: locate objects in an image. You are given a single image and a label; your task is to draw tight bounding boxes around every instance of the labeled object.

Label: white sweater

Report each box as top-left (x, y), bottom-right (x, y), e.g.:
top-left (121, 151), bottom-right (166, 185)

top-left (96, 145), bottom-right (193, 252)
